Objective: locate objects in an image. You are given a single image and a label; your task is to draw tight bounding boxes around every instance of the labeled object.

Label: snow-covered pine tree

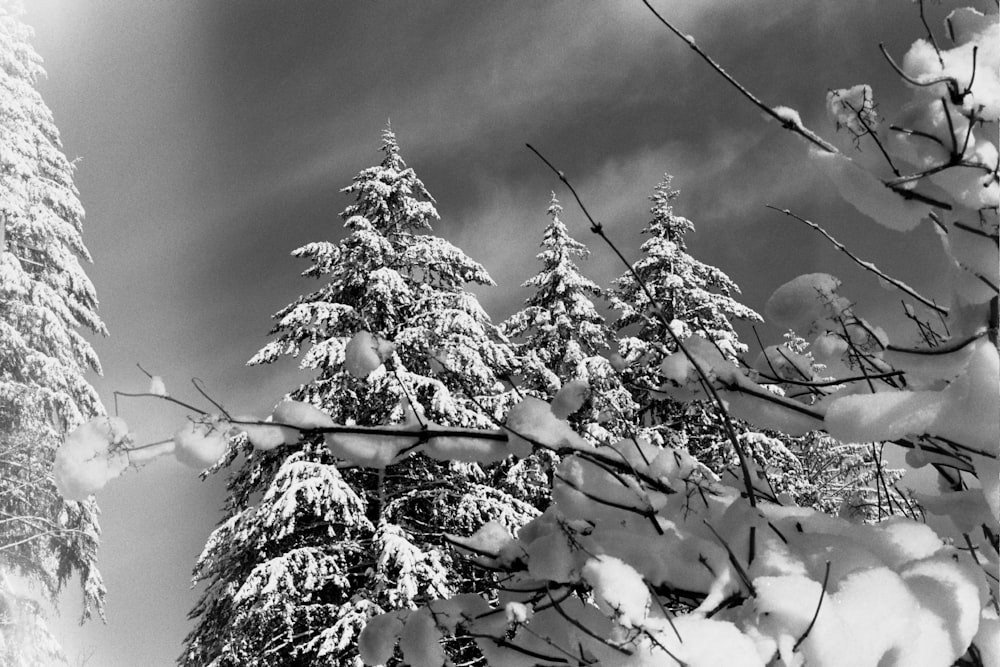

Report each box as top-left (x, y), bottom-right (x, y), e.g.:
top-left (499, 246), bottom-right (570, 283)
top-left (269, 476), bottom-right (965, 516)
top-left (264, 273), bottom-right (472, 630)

top-left (612, 175), bottom-right (762, 456)
top-left (502, 193), bottom-right (634, 444)
top-left (183, 126), bottom-right (538, 666)
top-left (0, 2), bottom-right (108, 662)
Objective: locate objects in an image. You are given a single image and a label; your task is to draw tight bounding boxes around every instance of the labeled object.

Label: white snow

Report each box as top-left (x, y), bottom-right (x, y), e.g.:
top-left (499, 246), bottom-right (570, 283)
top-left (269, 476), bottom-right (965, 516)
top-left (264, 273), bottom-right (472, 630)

top-left (581, 554), bottom-right (649, 627)
top-left (344, 330), bottom-right (394, 379)
top-left (271, 399), bottom-right (335, 443)
top-left (148, 375), bottom-right (167, 396)
top-left (231, 414), bottom-right (286, 451)
top-left (772, 105), bottom-right (804, 129)
top-left (765, 273), bottom-right (849, 336)
top-left (810, 148), bottom-right (929, 232)
top-left (549, 379), bottom-right (589, 419)
top-left (54, 416), bottom-right (131, 500)
top-left (173, 417), bottom-right (230, 469)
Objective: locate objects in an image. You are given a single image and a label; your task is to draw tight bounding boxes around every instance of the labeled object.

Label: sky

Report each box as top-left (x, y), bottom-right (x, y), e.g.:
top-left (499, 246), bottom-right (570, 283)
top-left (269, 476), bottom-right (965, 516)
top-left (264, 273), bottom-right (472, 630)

top-left (14, 1), bottom-right (991, 664)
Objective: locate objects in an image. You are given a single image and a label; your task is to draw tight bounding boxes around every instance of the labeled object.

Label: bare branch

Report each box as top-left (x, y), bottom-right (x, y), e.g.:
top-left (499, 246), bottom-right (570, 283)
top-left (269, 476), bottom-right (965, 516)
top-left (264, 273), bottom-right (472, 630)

top-left (640, 0), bottom-right (838, 154)
top-left (767, 206), bottom-right (949, 315)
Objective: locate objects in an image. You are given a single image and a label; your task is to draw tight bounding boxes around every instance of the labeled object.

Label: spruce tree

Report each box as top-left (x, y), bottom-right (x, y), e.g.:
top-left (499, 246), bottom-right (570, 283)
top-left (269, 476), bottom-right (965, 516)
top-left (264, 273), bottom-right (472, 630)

top-left (0, 2), bottom-right (107, 662)
top-left (612, 175), bottom-right (761, 454)
top-left (183, 127), bottom-right (537, 666)
top-left (502, 193), bottom-right (634, 444)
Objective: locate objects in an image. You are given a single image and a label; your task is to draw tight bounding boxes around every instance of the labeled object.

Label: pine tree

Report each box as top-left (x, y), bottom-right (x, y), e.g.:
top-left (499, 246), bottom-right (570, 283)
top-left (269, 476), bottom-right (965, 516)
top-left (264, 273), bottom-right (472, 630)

top-left (0, 2), bottom-right (107, 662)
top-left (612, 175), bottom-right (761, 454)
top-left (502, 193), bottom-right (634, 444)
top-left (183, 127), bottom-right (537, 666)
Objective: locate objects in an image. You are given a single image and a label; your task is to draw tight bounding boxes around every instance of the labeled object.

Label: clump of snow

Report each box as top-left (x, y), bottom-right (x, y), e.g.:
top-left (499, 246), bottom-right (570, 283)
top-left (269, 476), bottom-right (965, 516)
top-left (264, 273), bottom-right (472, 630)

top-left (326, 426), bottom-right (416, 468)
top-left (826, 338), bottom-right (999, 455)
top-left (148, 375), bottom-right (167, 396)
top-left (930, 140), bottom-right (1000, 210)
top-left (345, 330), bottom-right (394, 379)
top-left (765, 273), bottom-right (849, 336)
top-left (271, 399), bottom-right (335, 443)
top-left (423, 431), bottom-right (509, 465)
top-left (503, 397), bottom-right (591, 456)
top-left (772, 105), bottom-right (804, 129)
top-left (581, 554), bottom-right (649, 627)
top-left (550, 379), bottom-right (589, 419)
top-left (827, 84), bottom-right (876, 135)
top-left (973, 610), bottom-right (1000, 667)
top-left (399, 609), bottom-right (445, 667)
top-left (54, 416), bottom-right (131, 500)
top-left (231, 414), bottom-right (285, 451)
top-left (505, 601), bottom-right (532, 624)
top-left (173, 416), bottom-right (230, 469)
top-left (810, 148), bottom-right (929, 231)
top-left (754, 344), bottom-right (814, 382)
top-left (358, 611), bottom-right (407, 666)
top-left (448, 521), bottom-right (515, 560)
top-left (902, 15), bottom-right (1000, 121)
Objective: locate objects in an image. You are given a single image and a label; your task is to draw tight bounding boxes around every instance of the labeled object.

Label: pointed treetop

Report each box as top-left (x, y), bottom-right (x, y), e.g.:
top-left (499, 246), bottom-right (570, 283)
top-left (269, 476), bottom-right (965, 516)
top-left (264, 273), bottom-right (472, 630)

top-left (380, 122), bottom-right (403, 171)
top-left (646, 174), bottom-right (694, 243)
top-left (613, 174), bottom-right (761, 359)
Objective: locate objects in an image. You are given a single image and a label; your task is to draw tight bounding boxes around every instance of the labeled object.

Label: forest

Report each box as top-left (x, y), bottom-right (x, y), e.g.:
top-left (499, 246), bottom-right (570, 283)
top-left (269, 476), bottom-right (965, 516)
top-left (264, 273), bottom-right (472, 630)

top-left (1, 1), bottom-right (997, 666)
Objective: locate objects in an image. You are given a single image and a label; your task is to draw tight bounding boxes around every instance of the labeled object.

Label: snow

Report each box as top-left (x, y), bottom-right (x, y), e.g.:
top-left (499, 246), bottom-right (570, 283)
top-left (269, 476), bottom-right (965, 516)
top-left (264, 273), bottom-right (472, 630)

top-left (973, 611), bottom-right (1000, 667)
top-left (826, 84), bottom-right (875, 136)
top-left (345, 330), bottom-right (393, 379)
top-left (826, 338), bottom-right (999, 454)
top-left (771, 105), bottom-right (804, 129)
top-left (810, 148), bottom-right (929, 232)
top-left (581, 554), bottom-right (649, 627)
top-left (148, 375), bottom-right (167, 396)
top-left (504, 601), bottom-right (532, 624)
top-left (422, 431), bottom-right (510, 464)
top-left (399, 609), bottom-right (445, 667)
top-left (902, 16), bottom-right (1000, 121)
top-left (358, 611), bottom-right (406, 666)
top-left (549, 379), bottom-right (589, 419)
top-left (231, 414), bottom-right (285, 451)
top-left (503, 396), bottom-right (591, 454)
top-left (270, 399), bottom-right (335, 443)
top-left (765, 273), bottom-right (849, 336)
top-left (325, 427), bottom-right (415, 468)
top-left (930, 140), bottom-right (1000, 210)
top-left (54, 416), bottom-right (130, 500)
top-left (173, 417), bottom-right (229, 469)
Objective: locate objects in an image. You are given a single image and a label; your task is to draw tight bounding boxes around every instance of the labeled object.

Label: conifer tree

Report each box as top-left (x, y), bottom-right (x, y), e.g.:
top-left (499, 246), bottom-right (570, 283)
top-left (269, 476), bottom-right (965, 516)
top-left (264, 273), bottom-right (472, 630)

top-left (502, 194), bottom-right (634, 443)
top-left (612, 175), bottom-right (761, 453)
top-left (183, 127), bottom-right (537, 666)
top-left (0, 2), bottom-right (108, 662)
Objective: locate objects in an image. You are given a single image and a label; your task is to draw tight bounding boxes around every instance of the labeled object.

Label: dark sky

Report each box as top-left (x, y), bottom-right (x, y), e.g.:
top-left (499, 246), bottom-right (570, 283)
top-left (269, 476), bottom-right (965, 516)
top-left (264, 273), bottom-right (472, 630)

top-left (19, 2), bottom-right (988, 664)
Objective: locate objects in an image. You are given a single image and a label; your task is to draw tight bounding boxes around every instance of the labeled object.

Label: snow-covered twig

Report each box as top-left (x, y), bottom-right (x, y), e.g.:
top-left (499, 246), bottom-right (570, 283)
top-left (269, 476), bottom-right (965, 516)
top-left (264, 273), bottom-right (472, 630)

top-left (639, 0), bottom-right (838, 154)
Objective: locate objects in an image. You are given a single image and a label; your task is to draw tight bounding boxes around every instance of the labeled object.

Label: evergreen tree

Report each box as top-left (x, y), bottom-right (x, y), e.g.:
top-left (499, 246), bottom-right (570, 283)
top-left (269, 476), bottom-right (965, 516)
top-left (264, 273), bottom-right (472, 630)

top-left (502, 193), bottom-right (634, 444)
top-left (183, 127), bottom-right (537, 666)
top-left (611, 175), bottom-right (761, 454)
top-left (0, 1), bottom-right (107, 662)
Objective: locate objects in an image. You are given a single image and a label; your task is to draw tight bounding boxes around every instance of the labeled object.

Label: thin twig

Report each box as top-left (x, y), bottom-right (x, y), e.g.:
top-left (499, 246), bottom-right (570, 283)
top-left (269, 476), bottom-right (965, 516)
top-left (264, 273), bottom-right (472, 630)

top-left (768, 206), bottom-right (949, 315)
top-left (793, 561), bottom-right (831, 651)
top-left (640, 0), bottom-right (837, 154)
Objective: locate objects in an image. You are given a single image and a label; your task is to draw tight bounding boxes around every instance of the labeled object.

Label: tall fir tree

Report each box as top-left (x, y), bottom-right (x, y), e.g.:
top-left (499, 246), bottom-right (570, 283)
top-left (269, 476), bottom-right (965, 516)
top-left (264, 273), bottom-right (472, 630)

top-left (183, 127), bottom-right (538, 666)
top-left (502, 193), bottom-right (634, 444)
top-left (0, 2), bottom-right (108, 663)
top-left (611, 175), bottom-right (761, 455)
